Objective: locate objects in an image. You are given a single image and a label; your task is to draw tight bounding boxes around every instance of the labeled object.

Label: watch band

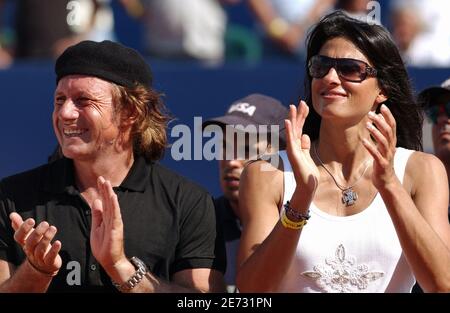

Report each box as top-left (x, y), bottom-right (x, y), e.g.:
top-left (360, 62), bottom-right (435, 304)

top-left (112, 257), bottom-right (148, 292)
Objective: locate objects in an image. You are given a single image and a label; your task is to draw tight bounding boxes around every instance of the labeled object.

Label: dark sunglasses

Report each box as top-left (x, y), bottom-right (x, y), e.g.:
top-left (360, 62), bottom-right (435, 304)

top-left (425, 103), bottom-right (450, 124)
top-left (308, 55), bottom-right (378, 83)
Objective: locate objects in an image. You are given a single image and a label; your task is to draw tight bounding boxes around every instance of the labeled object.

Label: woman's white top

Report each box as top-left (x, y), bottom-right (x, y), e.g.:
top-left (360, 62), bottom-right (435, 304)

top-left (277, 147), bottom-right (416, 292)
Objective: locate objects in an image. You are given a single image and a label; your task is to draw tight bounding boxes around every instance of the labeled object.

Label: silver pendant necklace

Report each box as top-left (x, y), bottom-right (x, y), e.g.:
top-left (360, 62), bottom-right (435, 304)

top-left (313, 143), bottom-right (371, 206)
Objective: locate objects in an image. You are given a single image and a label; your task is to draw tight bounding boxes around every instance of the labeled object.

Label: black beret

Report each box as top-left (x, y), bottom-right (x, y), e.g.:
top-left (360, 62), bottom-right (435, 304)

top-left (55, 40), bottom-right (152, 88)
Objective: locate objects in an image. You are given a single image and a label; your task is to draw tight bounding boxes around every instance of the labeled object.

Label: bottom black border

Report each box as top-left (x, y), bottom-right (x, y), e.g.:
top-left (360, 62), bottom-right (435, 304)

top-left (0, 293), bottom-right (448, 312)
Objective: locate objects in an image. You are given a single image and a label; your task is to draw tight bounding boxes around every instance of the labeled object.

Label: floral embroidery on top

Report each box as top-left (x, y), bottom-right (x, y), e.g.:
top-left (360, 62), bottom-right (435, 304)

top-left (302, 244), bottom-right (384, 292)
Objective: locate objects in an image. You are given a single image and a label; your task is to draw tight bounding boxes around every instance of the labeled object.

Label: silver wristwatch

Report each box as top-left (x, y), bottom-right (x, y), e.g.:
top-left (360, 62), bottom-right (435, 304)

top-left (112, 257), bottom-right (148, 292)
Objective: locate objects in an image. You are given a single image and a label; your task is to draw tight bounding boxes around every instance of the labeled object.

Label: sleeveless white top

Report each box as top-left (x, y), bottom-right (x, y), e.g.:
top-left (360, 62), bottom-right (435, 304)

top-left (278, 147), bottom-right (416, 293)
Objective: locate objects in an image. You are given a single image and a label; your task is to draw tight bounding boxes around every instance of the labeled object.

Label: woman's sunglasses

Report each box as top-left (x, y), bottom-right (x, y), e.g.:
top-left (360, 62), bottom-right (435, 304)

top-left (425, 103), bottom-right (450, 124)
top-left (308, 55), bottom-right (378, 83)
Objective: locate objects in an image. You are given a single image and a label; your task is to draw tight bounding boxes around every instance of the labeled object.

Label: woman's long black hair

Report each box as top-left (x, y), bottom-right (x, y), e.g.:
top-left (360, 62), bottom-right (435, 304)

top-left (303, 11), bottom-right (423, 151)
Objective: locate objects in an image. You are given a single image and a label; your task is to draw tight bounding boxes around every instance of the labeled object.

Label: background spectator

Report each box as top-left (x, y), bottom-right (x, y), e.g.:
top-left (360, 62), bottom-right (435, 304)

top-left (202, 93), bottom-right (288, 292)
top-left (390, 0), bottom-right (450, 67)
top-left (120, 0), bottom-right (233, 63)
top-left (0, 0), bottom-right (116, 61)
top-left (246, 0), bottom-right (336, 58)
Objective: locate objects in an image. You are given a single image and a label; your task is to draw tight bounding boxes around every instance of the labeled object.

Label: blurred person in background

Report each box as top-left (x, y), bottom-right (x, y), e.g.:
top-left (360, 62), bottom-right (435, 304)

top-left (0, 0), bottom-right (12, 69)
top-left (0, 0), bottom-right (115, 61)
top-left (246, 0), bottom-right (336, 58)
top-left (202, 93), bottom-right (288, 292)
top-left (120, 0), bottom-right (239, 63)
top-left (390, 0), bottom-right (450, 67)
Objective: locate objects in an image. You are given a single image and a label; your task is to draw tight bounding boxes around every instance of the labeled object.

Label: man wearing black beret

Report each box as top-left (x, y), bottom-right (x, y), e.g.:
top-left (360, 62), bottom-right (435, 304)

top-left (0, 40), bottom-right (226, 292)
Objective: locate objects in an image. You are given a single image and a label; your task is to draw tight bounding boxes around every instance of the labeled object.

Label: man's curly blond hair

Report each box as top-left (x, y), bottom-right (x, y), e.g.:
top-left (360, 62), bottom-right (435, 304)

top-left (112, 84), bottom-right (171, 161)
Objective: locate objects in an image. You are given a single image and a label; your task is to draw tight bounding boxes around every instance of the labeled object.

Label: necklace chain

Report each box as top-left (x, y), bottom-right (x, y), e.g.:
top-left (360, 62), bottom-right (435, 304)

top-left (312, 143), bottom-right (371, 191)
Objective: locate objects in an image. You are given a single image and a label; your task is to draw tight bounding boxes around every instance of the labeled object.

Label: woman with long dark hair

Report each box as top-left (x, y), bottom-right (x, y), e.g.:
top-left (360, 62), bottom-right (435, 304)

top-left (236, 11), bottom-right (450, 292)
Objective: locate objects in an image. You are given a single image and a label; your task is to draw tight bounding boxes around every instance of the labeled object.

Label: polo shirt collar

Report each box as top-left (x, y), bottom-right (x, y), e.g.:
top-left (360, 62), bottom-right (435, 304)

top-left (42, 155), bottom-right (151, 194)
top-left (118, 155), bottom-right (151, 192)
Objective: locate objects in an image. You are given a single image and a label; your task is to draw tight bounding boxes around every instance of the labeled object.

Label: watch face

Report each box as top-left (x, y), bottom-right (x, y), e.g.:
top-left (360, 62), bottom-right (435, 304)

top-left (112, 257), bottom-right (148, 292)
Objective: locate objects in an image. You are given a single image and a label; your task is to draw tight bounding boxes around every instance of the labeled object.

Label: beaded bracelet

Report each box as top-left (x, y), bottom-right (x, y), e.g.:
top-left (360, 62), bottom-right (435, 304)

top-left (284, 201), bottom-right (311, 222)
top-left (280, 209), bottom-right (307, 230)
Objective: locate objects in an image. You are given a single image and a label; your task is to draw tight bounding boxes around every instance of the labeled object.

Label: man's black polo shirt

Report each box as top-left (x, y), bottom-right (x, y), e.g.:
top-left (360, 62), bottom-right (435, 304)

top-left (214, 196), bottom-right (241, 290)
top-left (0, 156), bottom-right (225, 292)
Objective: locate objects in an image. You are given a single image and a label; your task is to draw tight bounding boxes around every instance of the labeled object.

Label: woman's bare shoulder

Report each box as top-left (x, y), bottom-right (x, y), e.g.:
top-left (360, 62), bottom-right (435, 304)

top-left (405, 150), bottom-right (447, 193)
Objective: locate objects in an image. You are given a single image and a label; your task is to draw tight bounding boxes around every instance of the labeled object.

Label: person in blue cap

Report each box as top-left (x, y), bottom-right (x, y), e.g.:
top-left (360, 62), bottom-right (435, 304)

top-left (203, 93), bottom-right (288, 292)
